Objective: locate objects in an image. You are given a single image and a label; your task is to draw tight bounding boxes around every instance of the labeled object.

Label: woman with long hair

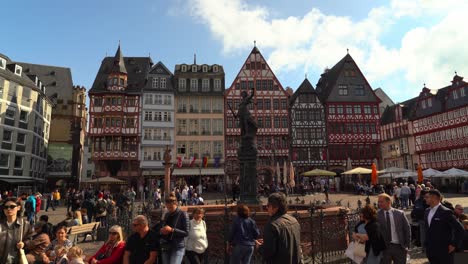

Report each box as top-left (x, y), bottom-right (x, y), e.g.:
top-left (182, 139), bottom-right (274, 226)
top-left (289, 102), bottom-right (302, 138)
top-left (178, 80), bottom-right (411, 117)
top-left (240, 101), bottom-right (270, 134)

top-left (87, 225), bottom-right (126, 264)
top-left (228, 204), bottom-right (260, 264)
top-left (0, 197), bottom-right (33, 264)
top-left (185, 207), bottom-right (208, 264)
top-left (352, 205), bottom-right (386, 264)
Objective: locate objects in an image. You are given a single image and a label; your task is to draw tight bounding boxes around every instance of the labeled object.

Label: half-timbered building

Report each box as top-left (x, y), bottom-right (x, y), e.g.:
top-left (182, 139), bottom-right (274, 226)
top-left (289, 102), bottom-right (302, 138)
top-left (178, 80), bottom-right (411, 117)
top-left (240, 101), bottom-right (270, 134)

top-left (412, 74), bottom-right (468, 170)
top-left (315, 53), bottom-right (381, 173)
top-left (289, 78), bottom-right (327, 174)
top-left (225, 46), bottom-right (289, 186)
top-left (88, 45), bottom-right (152, 185)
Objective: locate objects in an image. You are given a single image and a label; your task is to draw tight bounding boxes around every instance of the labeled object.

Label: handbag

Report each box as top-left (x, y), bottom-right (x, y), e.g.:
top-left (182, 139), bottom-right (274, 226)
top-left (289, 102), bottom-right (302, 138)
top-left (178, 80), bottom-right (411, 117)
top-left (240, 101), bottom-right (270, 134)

top-left (345, 241), bottom-right (365, 264)
top-left (353, 240), bottom-right (366, 258)
top-left (160, 211), bottom-right (182, 251)
top-left (18, 219), bottom-right (28, 264)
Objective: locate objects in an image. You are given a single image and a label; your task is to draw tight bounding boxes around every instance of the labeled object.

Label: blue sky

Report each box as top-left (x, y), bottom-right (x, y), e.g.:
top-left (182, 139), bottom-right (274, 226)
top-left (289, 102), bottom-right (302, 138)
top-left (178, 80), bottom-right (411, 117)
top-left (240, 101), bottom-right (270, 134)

top-left (2, 0), bottom-right (467, 103)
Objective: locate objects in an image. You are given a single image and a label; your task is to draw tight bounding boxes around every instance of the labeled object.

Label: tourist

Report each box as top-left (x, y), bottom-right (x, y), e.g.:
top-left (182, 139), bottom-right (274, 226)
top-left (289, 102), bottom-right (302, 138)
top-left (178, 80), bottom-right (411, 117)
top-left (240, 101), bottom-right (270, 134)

top-left (25, 221), bottom-right (51, 263)
top-left (159, 195), bottom-right (189, 264)
top-left (153, 189), bottom-right (162, 208)
top-left (81, 196), bottom-right (95, 223)
top-left (256, 192), bottom-right (301, 264)
top-left (191, 193), bottom-right (200, 205)
top-left (400, 183), bottom-right (411, 209)
top-left (52, 189), bottom-right (61, 208)
top-left (463, 220), bottom-right (468, 251)
top-left (53, 245), bottom-right (69, 264)
top-left (95, 193), bottom-right (108, 224)
top-left (455, 204), bottom-right (465, 223)
top-left (35, 192), bottom-right (42, 216)
top-left (87, 225), bottom-right (126, 264)
top-left (46, 191), bottom-right (56, 212)
top-left (352, 205), bottom-right (386, 264)
top-left (411, 189), bottom-right (429, 250)
top-left (25, 192), bottom-right (37, 224)
top-left (228, 204), bottom-right (260, 264)
top-left (123, 215), bottom-right (158, 264)
top-left (424, 189), bottom-right (464, 264)
top-left (0, 197), bottom-right (33, 264)
top-left (39, 215), bottom-right (55, 239)
top-left (185, 208), bottom-right (208, 264)
top-left (181, 187), bottom-right (188, 206)
top-left (45, 225), bottom-right (73, 263)
top-left (377, 193), bottom-right (411, 264)
top-left (68, 246), bottom-right (85, 264)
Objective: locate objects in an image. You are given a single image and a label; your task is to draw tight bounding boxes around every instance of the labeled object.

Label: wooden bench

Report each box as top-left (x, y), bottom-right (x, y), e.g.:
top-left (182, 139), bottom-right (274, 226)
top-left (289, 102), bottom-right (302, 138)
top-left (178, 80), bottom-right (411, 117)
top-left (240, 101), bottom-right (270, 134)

top-left (67, 222), bottom-right (100, 245)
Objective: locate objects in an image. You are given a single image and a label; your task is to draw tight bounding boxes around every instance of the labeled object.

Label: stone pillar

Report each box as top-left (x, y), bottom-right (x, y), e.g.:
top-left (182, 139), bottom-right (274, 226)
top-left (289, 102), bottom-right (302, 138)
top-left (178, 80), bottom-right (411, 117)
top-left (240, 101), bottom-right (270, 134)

top-left (163, 145), bottom-right (172, 200)
top-left (239, 148), bottom-right (259, 204)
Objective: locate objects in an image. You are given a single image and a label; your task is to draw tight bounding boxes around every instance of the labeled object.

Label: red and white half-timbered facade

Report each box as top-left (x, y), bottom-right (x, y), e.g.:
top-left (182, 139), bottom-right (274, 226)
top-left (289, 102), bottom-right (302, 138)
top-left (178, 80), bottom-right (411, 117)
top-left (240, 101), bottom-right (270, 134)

top-left (225, 46), bottom-right (289, 185)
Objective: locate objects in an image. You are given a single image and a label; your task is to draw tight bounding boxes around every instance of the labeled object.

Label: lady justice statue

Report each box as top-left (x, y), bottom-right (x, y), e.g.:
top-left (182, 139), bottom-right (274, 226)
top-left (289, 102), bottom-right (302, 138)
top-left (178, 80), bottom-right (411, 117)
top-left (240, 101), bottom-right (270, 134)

top-left (228, 87), bottom-right (259, 204)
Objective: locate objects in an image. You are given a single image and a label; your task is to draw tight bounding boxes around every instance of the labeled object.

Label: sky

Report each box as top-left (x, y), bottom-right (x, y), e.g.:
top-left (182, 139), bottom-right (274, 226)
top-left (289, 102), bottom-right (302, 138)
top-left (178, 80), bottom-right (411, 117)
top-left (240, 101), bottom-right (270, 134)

top-left (2, 0), bottom-right (468, 104)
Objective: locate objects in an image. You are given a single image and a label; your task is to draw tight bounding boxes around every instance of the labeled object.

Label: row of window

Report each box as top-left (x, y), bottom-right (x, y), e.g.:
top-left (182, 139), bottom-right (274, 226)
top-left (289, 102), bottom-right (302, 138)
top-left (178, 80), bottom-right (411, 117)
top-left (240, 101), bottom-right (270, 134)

top-left (293, 110), bottom-right (325, 122)
top-left (143, 147), bottom-right (166, 161)
top-left (92, 117), bottom-right (136, 128)
top-left (328, 104), bottom-right (378, 115)
top-left (226, 116), bottom-right (289, 129)
top-left (151, 77), bottom-right (167, 89)
top-left (452, 87), bottom-right (466, 99)
top-left (295, 94), bottom-right (321, 104)
top-left (178, 78), bottom-right (222, 92)
top-left (338, 84), bottom-right (365, 96)
top-left (176, 141), bottom-right (223, 157)
top-left (2, 129), bottom-right (27, 144)
top-left (225, 136), bottom-right (289, 150)
top-left (0, 153), bottom-right (24, 169)
top-left (381, 124), bottom-right (410, 140)
top-left (425, 148), bottom-right (468, 162)
top-left (227, 98), bottom-right (289, 111)
top-left (92, 137), bottom-right (138, 152)
top-left (328, 144), bottom-right (378, 160)
top-left (418, 125), bottom-right (468, 144)
top-left (107, 77), bottom-right (126, 87)
top-left (294, 128), bottom-right (326, 140)
top-left (177, 119), bottom-right (223, 135)
top-left (93, 97), bottom-right (138, 107)
top-left (417, 106), bottom-right (468, 127)
top-left (144, 94), bottom-right (171, 105)
top-left (328, 122), bottom-right (378, 134)
top-left (420, 97), bottom-right (433, 109)
top-left (143, 128), bottom-right (172, 141)
top-left (293, 147), bottom-right (326, 161)
top-left (144, 111), bottom-right (172, 122)
top-left (234, 79), bottom-right (279, 91)
top-left (177, 97), bottom-right (223, 113)
top-left (180, 65), bottom-right (219, 73)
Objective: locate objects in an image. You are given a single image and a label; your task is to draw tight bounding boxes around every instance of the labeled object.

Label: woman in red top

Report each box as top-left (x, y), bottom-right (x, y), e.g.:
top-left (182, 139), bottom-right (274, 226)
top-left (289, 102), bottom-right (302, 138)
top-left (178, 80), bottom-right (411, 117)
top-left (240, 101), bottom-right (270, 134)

top-left (87, 225), bottom-right (126, 264)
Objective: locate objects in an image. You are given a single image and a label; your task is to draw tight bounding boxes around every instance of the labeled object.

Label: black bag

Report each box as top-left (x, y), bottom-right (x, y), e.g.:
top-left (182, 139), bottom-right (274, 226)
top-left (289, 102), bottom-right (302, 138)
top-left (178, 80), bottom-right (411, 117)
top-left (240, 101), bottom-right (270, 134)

top-left (159, 211), bottom-right (182, 252)
top-left (25, 200), bottom-right (33, 212)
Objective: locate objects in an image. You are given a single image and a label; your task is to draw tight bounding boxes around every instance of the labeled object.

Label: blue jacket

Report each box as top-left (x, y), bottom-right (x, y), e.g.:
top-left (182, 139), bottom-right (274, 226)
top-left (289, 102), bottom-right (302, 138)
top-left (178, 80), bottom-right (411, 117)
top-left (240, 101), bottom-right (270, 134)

top-left (229, 216), bottom-right (260, 246)
top-left (26, 195), bottom-right (36, 212)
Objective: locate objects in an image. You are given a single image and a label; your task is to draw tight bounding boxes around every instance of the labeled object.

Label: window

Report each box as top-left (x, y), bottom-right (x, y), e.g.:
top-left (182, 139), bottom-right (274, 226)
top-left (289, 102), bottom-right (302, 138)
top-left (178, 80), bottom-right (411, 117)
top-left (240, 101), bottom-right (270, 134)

top-left (214, 79), bottom-right (222, 91)
top-left (177, 120), bottom-right (187, 135)
top-left (427, 98), bottom-right (432, 107)
top-left (329, 106), bottom-right (335, 114)
top-left (273, 99), bottom-right (279, 109)
top-left (265, 117), bottom-right (271, 128)
top-left (192, 65), bottom-right (197, 72)
top-left (190, 79), bottom-right (198, 92)
top-left (453, 90), bottom-right (458, 99)
top-left (160, 78), bottom-right (166, 88)
top-left (178, 79), bottom-right (186, 92)
top-left (282, 117), bottom-right (288, 128)
top-left (144, 111), bottom-right (152, 121)
top-left (0, 153), bottom-right (9, 168)
top-left (14, 156), bottom-right (23, 169)
top-left (364, 105), bottom-right (371, 114)
top-left (212, 119), bottom-right (223, 135)
top-left (202, 65), bottom-right (208, 72)
top-left (17, 133), bottom-right (26, 145)
top-left (5, 108), bottom-right (15, 119)
top-left (338, 85), bottom-right (348, 96)
top-left (345, 105), bottom-right (352, 114)
top-left (213, 65), bottom-right (219, 72)
top-left (181, 65), bottom-right (187, 72)
top-left (274, 117), bottom-right (280, 128)
top-left (144, 94), bottom-right (152, 104)
top-left (0, 58), bottom-right (6, 69)
top-left (354, 85), bottom-right (364, 96)
top-left (163, 112), bottom-right (171, 122)
top-left (281, 99), bottom-right (287, 110)
top-left (200, 119), bottom-right (211, 135)
top-left (15, 65), bottom-right (22, 76)
top-left (354, 105), bottom-right (361, 114)
top-left (189, 119), bottom-right (199, 135)
top-left (94, 98), bottom-right (102, 106)
top-left (202, 79), bottom-right (210, 92)
top-left (421, 100), bottom-right (426, 109)
top-left (257, 117), bottom-right (263, 128)
top-left (144, 129), bottom-right (151, 140)
top-left (19, 110), bottom-right (28, 122)
top-left (264, 99), bottom-right (271, 110)
top-left (337, 106), bottom-right (343, 114)
top-left (461, 87), bottom-right (466, 97)
top-left (189, 98), bottom-right (199, 113)
top-left (3, 130), bottom-right (12, 142)
top-left (152, 77), bottom-right (159, 88)
top-left (201, 99), bottom-right (211, 113)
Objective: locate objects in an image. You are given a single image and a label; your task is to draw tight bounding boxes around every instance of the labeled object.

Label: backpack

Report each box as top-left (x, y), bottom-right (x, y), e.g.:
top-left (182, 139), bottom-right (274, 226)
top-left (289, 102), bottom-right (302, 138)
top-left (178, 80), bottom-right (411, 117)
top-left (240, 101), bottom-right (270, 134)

top-left (25, 200), bottom-right (33, 212)
top-left (96, 200), bottom-right (107, 215)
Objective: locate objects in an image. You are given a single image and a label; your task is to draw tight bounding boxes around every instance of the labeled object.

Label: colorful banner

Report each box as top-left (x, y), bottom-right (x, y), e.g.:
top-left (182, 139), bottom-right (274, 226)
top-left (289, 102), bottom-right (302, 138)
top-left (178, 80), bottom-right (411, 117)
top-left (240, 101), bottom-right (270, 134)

top-left (177, 156), bottom-right (183, 168)
top-left (214, 157), bottom-right (221, 168)
top-left (189, 156), bottom-right (197, 167)
top-left (203, 157), bottom-right (208, 167)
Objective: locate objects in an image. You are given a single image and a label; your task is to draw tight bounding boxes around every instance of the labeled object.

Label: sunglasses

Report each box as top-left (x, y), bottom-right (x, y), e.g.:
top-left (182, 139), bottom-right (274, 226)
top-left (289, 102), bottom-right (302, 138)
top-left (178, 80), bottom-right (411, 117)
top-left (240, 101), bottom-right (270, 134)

top-left (132, 223), bottom-right (141, 227)
top-left (109, 232), bottom-right (119, 235)
top-left (3, 205), bottom-right (17, 210)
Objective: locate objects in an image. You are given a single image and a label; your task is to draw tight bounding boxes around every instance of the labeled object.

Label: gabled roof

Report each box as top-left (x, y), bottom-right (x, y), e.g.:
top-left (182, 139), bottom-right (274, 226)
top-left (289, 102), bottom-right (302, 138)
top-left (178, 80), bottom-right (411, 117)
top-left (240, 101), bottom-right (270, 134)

top-left (111, 44), bottom-right (127, 74)
top-left (380, 97), bottom-right (418, 125)
top-left (290, 78), bottom-right (321, 106)
top-left (315, 54), bottom-right (350, 101)
top-left (149, 61), bottom-right (173, 76)
top-left (17, 62), bottom-right (74, 100)
top-left (89, 56), bottom-right (152, 94)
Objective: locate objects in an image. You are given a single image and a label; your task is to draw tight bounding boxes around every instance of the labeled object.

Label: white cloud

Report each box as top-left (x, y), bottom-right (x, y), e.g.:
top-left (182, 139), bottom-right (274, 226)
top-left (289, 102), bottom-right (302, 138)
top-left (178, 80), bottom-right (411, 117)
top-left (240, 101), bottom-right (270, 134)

top-left (187, 0), bottom-right (468, 99)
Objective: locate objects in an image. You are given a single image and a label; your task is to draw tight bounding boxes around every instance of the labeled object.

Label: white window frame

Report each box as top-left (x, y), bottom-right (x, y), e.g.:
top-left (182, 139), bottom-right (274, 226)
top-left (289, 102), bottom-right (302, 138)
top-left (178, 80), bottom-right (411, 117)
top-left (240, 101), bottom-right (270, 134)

top-left (2, 129), bottom-right (12, 143)
top-left (461, 87), bottom-right (466, 97)
top-left (338, 85), bottom-right (348, 96)
top-left (0, 153), bottom-right (9, 168)
top-left (152, 77), bottom-right (159, 88)
top-left (427, 98), bottom-right (432, 107)
top-left (160, 78), bottom-right (166, 89)
top-left (178, 79), bottom-right (186, 92)
top-left (421, 100), bottom-right (426, 109)
top-left (453, 90), bottom-right (458, 99)
top-left (144, 94), bottom-right (152, 105)
top-left (181, 65), bottom-right (187, 72)
top-left (14, 65), bottom-right (22, 76)
top-left (202, 65), bottom-right (208, 72)
top-left (214, 79), bottom-right (222, 91)
top-left (144, 111), bottom-right (153, 121)
top-left (0, 58), bottom-right (6, 70)
top-left (190, 79), bottom-right (198, 92)
top-left (192, 65), bottom-right (197, 72)
top-left (213, 65), bottom-right (219, 72)
top-left (202, 79), bottom-right (210, 92)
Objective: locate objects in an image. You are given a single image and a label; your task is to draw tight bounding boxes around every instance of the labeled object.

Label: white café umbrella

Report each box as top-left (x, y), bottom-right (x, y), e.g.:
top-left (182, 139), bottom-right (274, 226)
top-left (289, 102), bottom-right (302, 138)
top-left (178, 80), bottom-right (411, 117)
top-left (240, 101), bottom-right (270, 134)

top-left (343, 167), bottom-right (372, 175)
top-left (422, 168), bottom-right (443, 177)
top-left (439, 167), bottom-right (468, 178)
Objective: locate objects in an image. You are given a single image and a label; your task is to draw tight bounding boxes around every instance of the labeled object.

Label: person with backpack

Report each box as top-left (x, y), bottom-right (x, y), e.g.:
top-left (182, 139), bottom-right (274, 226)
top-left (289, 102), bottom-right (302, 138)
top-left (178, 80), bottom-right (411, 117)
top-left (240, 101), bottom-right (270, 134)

top-left (95, 193), bottom-right (108, 225)
top-left (25, 193), bottom-right (37, 225)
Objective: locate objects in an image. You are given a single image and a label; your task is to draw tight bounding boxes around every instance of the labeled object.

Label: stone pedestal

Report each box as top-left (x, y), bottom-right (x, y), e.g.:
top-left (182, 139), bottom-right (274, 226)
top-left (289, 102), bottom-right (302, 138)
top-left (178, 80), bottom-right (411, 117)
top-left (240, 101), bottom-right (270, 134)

top-left (239, 147), bottom-right (260, 204)
top-left (163, 162), bottom-right (171, 200)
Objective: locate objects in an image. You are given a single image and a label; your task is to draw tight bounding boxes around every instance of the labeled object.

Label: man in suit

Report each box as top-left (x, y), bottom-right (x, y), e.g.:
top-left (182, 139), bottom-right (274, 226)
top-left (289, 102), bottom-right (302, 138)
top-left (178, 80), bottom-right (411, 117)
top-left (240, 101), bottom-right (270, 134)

top-left (377, 193), bottom-right (411, 264)
top-left (424, 189), bottom-right (464, 264)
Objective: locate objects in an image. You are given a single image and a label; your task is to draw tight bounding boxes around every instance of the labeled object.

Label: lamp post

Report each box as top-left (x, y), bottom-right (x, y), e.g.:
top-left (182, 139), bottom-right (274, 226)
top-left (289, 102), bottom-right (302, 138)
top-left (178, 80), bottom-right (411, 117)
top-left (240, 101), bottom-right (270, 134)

top-left (198, 164), bottom-right (202, 195)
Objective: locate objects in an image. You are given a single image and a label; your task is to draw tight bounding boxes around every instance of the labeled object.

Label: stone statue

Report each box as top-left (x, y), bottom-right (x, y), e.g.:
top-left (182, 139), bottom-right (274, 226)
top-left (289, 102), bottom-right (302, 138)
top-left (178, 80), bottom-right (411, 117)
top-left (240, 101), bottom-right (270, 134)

top-left (229, 87), bottom-right (258, 153)
top-left (163, 145), bottom-right (171, 163)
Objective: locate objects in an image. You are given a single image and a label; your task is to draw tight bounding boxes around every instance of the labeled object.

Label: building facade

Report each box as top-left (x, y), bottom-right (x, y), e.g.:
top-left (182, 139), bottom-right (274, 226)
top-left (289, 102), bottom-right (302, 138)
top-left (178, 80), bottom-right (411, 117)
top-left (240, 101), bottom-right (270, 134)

top-left (17, 62), bottom-right (87, 187)
top-left (225, 46), bottom-right (290, 185)
top-left (315, 53), bottom-right (381, 173)
top-left (88, 45), bottom-right (152, 186)
top-left (380, 99), bottom-right (418, 170)
top-left (141, 62), bottom-right (175, 178)
top-left (412, 74), bottom-right (468, 170)
top-left (80, 137), bottom-right (95, 184)
top-left (289, 78), bottom-right (327, 174)
top-left (173, 61), bottom-right (225, 188)
top-left (0, 53), bottom-right (53, 189)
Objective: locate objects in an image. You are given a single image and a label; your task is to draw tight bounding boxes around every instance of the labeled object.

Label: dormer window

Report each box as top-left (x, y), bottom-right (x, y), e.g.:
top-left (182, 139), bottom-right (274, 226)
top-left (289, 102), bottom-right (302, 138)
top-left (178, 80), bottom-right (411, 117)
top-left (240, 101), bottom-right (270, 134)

top-left (192, 65), bottom-right (197, 72)
top-left (202, 65), bottom-right (208, 72)
top-left (427, 98), bottom-right (432, 107)
top-left (0, 58), bottom-right (6, 69)
top-left (213, 65), bottom-right (219, 72)
top-left (15, 65), bottom-right (22, 76)
top-left (461, 87), bottom-right (466, 97)
top-left (181, 65), bottom-right (187, 72)
top-left (453, 90), bottom-right (459, 99)
top-left (421, 100), bottom-right (426, 109)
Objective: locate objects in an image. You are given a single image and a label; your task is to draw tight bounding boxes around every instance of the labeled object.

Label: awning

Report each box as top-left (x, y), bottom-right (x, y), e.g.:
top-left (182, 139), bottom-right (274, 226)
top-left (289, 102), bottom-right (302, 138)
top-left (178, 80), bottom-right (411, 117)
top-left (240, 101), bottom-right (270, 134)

top-left (0, 177), bottom-right (35, 183)
top-left (82, 176), bottom-right (127, 184)
top-left (172, 168), bottom-right (225, 176)
top-left (142, 170), bottom-right (166, 176)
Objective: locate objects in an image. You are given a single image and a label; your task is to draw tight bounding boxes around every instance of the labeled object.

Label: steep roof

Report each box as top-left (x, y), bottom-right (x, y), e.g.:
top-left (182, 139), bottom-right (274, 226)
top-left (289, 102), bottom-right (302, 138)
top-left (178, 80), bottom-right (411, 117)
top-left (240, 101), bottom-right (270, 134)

top-left (381, 97), bottom-right (418, 125)
top-left (290, 78), bottom-right (320, 106)
top-left (111, 44), bottom-right (127, 74)
top-left (17, 62), bottom-right (74, 101)
top-left (89, 56), bottom-right (152, 94)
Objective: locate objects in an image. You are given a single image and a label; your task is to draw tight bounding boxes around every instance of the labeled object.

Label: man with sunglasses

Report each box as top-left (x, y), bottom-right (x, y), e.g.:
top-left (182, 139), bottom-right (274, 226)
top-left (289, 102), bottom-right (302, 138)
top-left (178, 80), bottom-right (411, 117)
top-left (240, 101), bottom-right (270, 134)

top-left (123, 215), bottom-right (159, 264)
top-left (0, 197), bottom-right (33, 264)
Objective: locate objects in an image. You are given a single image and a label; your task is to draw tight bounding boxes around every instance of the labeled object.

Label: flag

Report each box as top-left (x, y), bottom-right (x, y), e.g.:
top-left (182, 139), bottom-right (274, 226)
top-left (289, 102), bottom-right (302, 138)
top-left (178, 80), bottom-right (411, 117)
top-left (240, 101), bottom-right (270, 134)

top-left (417, 164), bottom-right (423, 183)
top-left (189, 156), bottom-right (197, 167)
top-left (371, 163), bottom-right (378, 185)
top-left (177, 156), bottom-right (183, 168)
top-left (214, 157), bottom-right (221, 168)
top-left (322, 149), bottom-right (327, 161)
top-left (203, 157), bottom-right (208, 167)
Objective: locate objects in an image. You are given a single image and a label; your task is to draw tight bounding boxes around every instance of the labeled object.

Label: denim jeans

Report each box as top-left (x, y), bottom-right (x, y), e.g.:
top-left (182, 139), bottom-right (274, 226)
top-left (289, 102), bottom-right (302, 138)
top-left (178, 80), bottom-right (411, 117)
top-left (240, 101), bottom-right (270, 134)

top-left (400, 194), bottom-right (409, 208)
top-left (161, 247), bottom-right (185, 264)
top-left (230, 244), bottom-right (254, 264)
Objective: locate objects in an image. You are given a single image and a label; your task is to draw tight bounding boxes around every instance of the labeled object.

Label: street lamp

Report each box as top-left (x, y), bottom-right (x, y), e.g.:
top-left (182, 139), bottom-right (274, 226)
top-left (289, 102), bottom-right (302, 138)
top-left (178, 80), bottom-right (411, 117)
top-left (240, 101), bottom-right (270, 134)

top-left (198, 164), bottom-right (202, 195)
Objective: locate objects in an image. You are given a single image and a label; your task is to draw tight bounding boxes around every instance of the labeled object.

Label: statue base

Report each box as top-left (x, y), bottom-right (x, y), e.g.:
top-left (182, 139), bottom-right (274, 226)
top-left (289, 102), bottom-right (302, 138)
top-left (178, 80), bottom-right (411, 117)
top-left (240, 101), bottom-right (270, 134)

top-left (239, 150), bottom-right (260, 205)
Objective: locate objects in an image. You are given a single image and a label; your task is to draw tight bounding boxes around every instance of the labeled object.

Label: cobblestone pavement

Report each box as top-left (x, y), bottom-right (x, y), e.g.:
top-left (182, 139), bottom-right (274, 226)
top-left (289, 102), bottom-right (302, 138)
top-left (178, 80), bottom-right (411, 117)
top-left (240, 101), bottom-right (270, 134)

top-left (37, 192), bottom-right (467, 263)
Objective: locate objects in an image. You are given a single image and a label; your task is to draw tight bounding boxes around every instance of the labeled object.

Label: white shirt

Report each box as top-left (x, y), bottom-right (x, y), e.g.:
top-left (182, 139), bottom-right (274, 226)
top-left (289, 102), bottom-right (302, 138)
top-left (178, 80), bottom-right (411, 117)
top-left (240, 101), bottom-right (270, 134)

top-left (428, 203), bottom-right (441, 227)
top-left (384, 209), bottom-right (400, 244)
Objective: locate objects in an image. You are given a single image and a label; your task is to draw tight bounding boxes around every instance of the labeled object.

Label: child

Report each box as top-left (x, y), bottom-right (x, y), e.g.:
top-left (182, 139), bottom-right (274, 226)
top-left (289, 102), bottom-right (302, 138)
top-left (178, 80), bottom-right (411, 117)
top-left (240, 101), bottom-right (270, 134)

top-left (67, 246), bottom-right (85, 264)
top-left (53, 245), bottom-right (68, 264)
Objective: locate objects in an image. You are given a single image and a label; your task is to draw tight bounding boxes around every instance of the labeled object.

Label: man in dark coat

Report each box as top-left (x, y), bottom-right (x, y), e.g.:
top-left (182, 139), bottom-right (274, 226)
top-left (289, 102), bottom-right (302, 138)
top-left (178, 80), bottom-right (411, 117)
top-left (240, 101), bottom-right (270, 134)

top-left (256, 192), bottom-right (302, 264)
top-left (424, 189), bottom-right (464, 264)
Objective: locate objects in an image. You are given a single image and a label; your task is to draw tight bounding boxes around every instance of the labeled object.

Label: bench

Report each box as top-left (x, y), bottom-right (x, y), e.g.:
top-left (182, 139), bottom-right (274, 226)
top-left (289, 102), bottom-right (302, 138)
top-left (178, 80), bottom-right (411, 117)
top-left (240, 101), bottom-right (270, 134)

top-left (67, 222), bottom-right (100, 245)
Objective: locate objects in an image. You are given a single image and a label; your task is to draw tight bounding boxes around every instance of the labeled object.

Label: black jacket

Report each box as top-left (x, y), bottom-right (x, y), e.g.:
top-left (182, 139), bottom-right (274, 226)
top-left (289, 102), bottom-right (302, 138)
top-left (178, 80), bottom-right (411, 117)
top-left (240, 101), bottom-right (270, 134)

top-left (161, 207), bottom-right (189, 249)
top-left (354, 220), bottom-right (386, 257)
